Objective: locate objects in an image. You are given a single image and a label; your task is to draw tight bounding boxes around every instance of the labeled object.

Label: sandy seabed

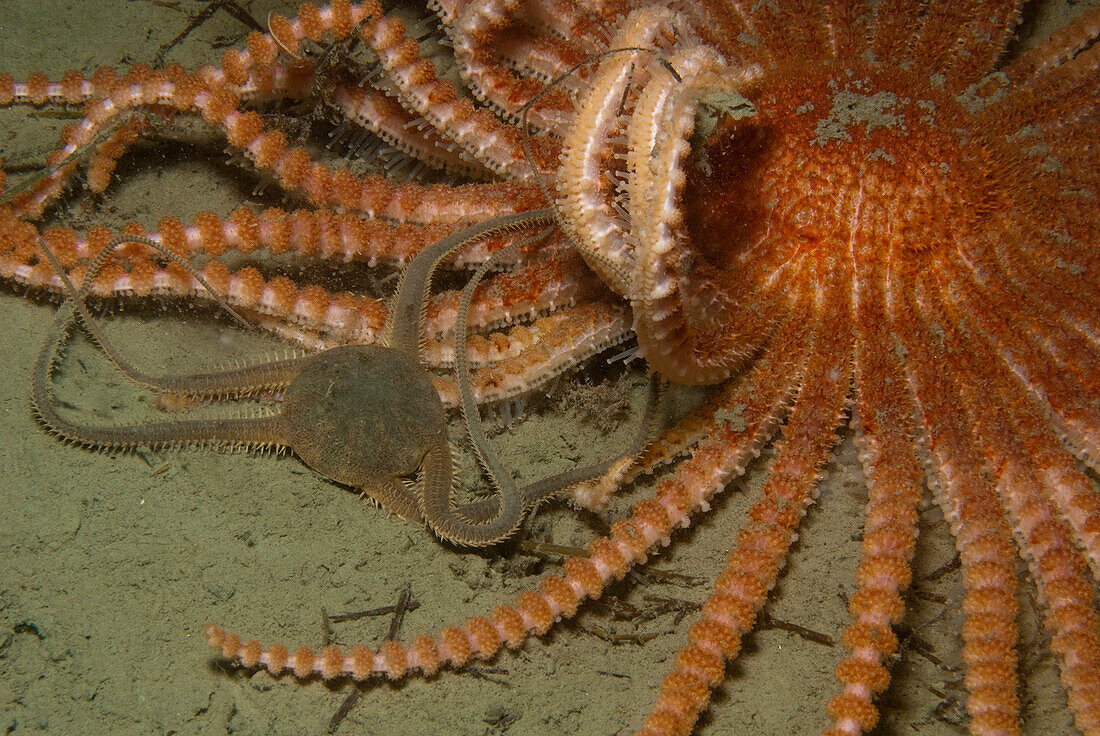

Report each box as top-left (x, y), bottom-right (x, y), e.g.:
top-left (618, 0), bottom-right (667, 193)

top-left (0, 1), bottom-right (1086, 734)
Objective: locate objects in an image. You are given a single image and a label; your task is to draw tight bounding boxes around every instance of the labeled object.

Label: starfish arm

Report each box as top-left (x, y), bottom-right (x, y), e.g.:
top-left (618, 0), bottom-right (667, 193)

top-left (944, 256), bottom-right (1100, 470)
top-left (1000, 3), bottom-right (1100, 88)
top-left (991, 237), bottom-right (1100, 344)
top-left (2, 65), bottom-right (185, 217)
top-left (941, 1), bottom-right (1026, 92)
top-left (422, 247), bottom-right (604, 348)
top-left (823, 244), bottom-right (926, 736)
top-left (450, 0), bottom-right (576, 135)
top-left (347, 4), bottom-right (560, 177)
top-left (821, 0), bottom-right (871, 61)
top-left (747, 0), bottom-right (831, 61)
top-left (448, 0), bottom-right (616, 100)
top-left (965, 234), bottom-right (1100, 382)
top-left (2, 63), bottom-right (545, 224)
top-left (869, 0), bottom-right (922, 63)
top-left (332, 85), bottom-right (494, 178)
top-left (892, 280), bottom-right (1023, 736)
top-left (13, 206), bottom-right (549, 274)
top-left (623, 322), bottom-right (800, 484)
top-left (915, 276), bottom-right (1100, 735)
top-left (986, 39), bottom-right (1100, 137)
top-left (0, 67), bottom-right (122, 106)
top-left (432, 298), bottom-right (632, 406)
top-left (641, 271), bottom-right (854, 736)
top-left (1045, 119), bottom-right (1100, 189)
top-left (78, 116), bottom-right (148, 195)
top-left (491, 23), bottom-right (592, 96)
top-left (932, 266), bottom-right (1100, 577)
top-left (908, 1), bottom-right (1024, 91)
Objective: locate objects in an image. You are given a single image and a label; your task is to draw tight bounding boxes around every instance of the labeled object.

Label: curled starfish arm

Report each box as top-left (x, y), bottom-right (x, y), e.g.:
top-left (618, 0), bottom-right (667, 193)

top-left (6, 68), bottom-right (217, 218)
top-left (556, 6), bottom-right (690, 295)
top-left (625, 48), bottom-right (775, 386)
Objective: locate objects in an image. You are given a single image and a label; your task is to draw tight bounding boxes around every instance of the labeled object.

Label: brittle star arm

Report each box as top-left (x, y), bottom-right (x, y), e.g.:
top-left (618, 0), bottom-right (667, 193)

top-left (389, 208), bottom-right (661, 545)
top-left (385, 208), bottom-right (556, 545)
top-left (32, 234), bottom-right (295, 450)
top-left (443, 228), bottom-right (663, 541)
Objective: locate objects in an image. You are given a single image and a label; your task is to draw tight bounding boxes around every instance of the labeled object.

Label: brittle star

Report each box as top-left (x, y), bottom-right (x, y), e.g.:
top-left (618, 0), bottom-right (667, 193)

top-left (32, 212), bottom-right (655, 546)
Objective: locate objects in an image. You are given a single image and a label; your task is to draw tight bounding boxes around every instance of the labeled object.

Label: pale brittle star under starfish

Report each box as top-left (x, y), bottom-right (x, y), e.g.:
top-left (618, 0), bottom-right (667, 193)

top-left (32, 212), bottom-right (653, 547)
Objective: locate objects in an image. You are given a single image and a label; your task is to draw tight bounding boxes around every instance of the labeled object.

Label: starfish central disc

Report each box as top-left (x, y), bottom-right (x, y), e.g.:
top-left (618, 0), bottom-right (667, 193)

top-left (673, 65), bottom-right (1014, 379)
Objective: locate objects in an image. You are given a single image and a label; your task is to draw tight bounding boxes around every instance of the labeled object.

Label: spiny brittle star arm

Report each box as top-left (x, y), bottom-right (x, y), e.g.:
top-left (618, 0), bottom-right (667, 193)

top-left (32, 234), bottom-right (293, 450)
top-left (385, 209), bottom-right (560, 545)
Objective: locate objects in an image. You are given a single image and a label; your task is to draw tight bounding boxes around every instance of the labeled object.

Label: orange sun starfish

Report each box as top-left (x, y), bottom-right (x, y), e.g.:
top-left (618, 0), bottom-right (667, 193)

top-left (207, 3), bottom-right (1100, 734)
top-left (1, 1), bottom-right (1098, 735)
